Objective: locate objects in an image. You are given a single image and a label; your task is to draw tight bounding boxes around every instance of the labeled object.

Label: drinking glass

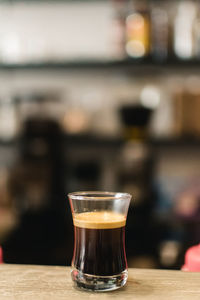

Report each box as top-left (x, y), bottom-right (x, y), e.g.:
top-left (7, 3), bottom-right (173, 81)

top-left (68, 191), bottom-right (131, 292)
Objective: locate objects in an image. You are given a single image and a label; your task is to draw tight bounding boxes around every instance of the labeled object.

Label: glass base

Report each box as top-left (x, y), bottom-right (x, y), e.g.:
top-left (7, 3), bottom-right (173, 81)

top-left (71, 268), bottom-right (128, 292)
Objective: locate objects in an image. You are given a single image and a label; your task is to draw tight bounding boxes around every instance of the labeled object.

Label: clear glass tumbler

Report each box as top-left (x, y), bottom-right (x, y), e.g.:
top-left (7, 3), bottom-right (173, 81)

top-left (68, 191), bottom-right (131, 292)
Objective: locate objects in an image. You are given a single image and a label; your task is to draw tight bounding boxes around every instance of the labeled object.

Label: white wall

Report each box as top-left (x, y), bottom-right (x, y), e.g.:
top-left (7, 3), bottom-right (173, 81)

top-left (0, 1), bottom-right (113, 63)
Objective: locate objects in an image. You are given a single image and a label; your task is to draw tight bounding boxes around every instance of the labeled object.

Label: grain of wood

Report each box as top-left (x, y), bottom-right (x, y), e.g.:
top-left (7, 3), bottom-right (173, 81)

top-left (0, 264), bottom-right (199, 300)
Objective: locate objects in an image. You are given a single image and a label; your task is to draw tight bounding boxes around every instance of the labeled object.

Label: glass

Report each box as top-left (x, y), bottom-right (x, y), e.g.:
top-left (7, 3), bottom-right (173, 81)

top-left (68, 191), bottom-right (131, 292)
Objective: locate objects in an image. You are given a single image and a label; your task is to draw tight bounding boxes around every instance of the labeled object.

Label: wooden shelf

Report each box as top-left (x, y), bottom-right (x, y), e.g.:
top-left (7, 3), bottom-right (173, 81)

top-left (1, 58), bottom-right (200, 71)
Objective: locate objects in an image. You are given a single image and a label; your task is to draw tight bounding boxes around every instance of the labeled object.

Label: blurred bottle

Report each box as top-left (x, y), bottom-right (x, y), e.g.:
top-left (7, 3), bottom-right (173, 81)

top-left (159, 240), bottom-right (182, 269)
top-left (118, 103), bottom-right (153, 207)
top-left (194, 1), bottom-right (200, 59)
top-left (174, 0), bottom-right (196, 60)
top-left (110, 0), bottom-right (126, 59)
top-left (16, 91), bottom-right (62, 128)
top-left (62, 107), bottom-right (90, 135)
top-left (151, 1), bottom-right (169, 62)
top-left (117, 140), bottom-right (152, 208)
top-left (126, 0), bottom-right (150, 58)
top-left (119, 104), bottom-right (152, 141)
top-left (0, 96), bottom-right (20, 141)
top-left (173, 79), bottom-right (200, 137)
top-left (140, 84), bottom-right (176, 138)
top-left (118, 103), bottom-right (157, 260)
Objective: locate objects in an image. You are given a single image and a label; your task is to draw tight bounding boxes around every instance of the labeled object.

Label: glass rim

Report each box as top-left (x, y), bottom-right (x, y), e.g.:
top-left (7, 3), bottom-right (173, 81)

top-left (68, 191), bottom-right (131, 201)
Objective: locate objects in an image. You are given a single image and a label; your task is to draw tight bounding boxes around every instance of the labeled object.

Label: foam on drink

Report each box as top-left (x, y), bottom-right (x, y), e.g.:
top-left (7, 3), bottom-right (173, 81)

top-left (73, 211), bottom-right (126, 229)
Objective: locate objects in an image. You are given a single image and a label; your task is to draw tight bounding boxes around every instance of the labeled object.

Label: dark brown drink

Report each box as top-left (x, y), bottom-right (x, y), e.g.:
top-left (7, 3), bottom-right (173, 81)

top-left (72, 211), bottom-right (127, 276)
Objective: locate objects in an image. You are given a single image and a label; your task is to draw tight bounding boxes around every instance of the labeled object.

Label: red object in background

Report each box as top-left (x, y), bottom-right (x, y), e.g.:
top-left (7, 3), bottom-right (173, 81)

top-left (182, 244), bottom-right (200, 272)
top-left (0, 247), bottom-right (3, 263)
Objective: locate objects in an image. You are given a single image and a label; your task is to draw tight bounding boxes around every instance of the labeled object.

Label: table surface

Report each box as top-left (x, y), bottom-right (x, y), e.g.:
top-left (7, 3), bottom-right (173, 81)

top-left (0, 264), bottom-right (200, 300)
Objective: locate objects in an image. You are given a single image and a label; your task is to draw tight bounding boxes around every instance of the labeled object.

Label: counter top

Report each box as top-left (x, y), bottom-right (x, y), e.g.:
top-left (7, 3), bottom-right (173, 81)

top-left (0, 264), bottom-right (199, 299)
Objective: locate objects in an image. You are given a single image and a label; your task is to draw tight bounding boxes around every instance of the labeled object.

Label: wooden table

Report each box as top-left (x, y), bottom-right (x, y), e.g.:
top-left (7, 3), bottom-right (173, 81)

top-left (0, 264), bottom-right (199, 299)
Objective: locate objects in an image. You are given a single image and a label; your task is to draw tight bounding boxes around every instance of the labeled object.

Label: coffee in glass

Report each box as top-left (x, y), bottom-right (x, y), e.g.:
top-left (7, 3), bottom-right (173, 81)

top-left (68, 191), bottom-right (131, 291)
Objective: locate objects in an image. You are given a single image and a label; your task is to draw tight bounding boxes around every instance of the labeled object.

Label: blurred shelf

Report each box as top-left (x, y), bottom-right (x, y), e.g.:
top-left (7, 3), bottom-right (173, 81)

top-left (57, 135), bottom-right (200, 150)
top-left (3, 0), bottom-right (102, 3)
top-left (1, 135), bottom-right (200, 148)
top-left (0, 134), bottom-right (122, 149)
top-left (150, 137), bottom-right (200, 148)
top-left (64, 133), bottom-right (123, 149)
top-left (1, 0), bottom-right (184, 2)
top-left (0, 139), bottom-right (19, 147)
top-left (1, 58), bottom-right (200, 71)
top-left (0, 60), bottom-right (128, 70)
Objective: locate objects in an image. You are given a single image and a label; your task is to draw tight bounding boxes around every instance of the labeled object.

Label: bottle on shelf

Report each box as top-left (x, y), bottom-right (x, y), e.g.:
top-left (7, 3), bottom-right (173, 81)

top-left (173, 78), bottom-right (200, 137)
top-left (0, 96), bottom-right (20, 141)
top-left (110, 0), bottom-right (127, 60)
top-left (125, 0), bottom-right (150, 58)
top-left (173, 0), bottom-right (196, 60)
top-left (150, 1), bottom-right (169, 62)
top-left (193, 1), bottom-right (200, 59)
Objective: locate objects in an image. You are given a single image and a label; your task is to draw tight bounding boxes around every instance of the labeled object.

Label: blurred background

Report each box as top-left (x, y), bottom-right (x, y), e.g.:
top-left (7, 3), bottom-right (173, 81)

top-left (0, 0), bottom-right (200, 270)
